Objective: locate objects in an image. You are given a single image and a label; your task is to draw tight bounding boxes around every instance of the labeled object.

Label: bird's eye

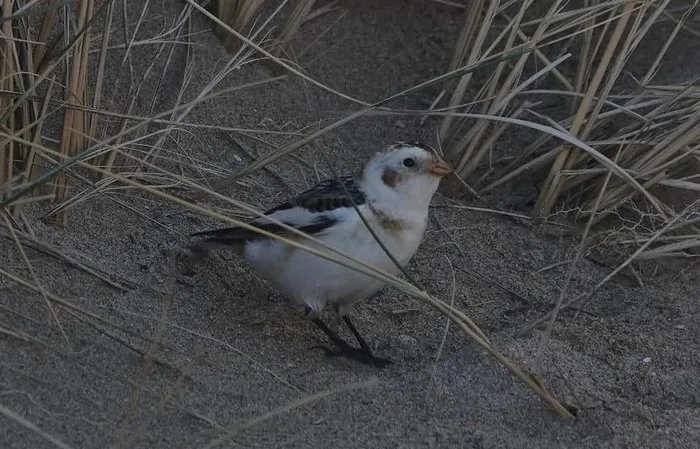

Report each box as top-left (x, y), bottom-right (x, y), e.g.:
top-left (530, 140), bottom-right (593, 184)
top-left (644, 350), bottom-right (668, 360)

top-left (403, 158), bottom-right (416, 168)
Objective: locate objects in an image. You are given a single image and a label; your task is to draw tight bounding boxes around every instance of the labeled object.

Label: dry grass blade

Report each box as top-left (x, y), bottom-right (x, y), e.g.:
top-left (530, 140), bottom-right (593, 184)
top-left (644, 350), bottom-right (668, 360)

top-left (87, 0), bottom-right (114, 140)
top-left (0, 402), bottom-right (75, 449)
top-left (0, 0), bottom-right (110, 127)
top-left (213, 0), bottom-right (266, 54)
top-left (453, 52), bottom-right (571, 178)
top-left (52, 0), bottom-right (94, 226)
top-left (21, 73), bottom-right (55, 194)
top-left (101, 306), bottom-right (303, 393)
top-left (636, 238), bottom-right (700, 260)
top-left (519, 198), bottom-right (700, 337)
top-left (199, 56), bottom-right (532, 193)
top-left (438, 0), bottom-right (500, 144)
top-left (115, 2), bottom-right (289, 172)
top-left (0, 99), bottom-right (302, 136)
top-left (63, 307), bottom-right (188, 379)
top-left (101, 3), bottom-right (192, 172)
top-left (0, 264), bottom-right (185, 378)
top-left (189, 0), bottom-right (374, 108)
top-left (436, 1), bottom-right (581, 197)
top-left (1, 212), bottom-right (71, 348)
top-left (640, 1), bottom-right (698, 87)
top-left (1, 0), bottom-right (16, 201)
top-left (454, 265), bottom-right (532, 305)
top-left (139, 4), bottom-right (196, 165)
top-left (271, 0), bottom-right (315, 59)
top-left (0, 1), bottom-right (57, 215)
top-left (536, 143), bottom-right (621, 367)
top-left (385, 110), bottom-right (666, 215)
top-left (535, 1), bottom-right (638, 215)
top-left (31, 0), bottom-right (60, 68)
top-left (201, 378), bottom-right (379, 448)
top-left (426, 256), bottom-right (457, 401)
top-left (0, 224), bottom-right (134, 290)
top-left (213, 0), bottom-right (315, 73)
top-left (0, 76), bottom-right (285, 207)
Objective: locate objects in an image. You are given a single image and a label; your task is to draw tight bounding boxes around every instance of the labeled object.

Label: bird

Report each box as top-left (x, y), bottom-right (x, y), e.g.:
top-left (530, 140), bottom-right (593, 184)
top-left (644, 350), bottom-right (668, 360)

top-left (185, 142), bottom-right (452, 368)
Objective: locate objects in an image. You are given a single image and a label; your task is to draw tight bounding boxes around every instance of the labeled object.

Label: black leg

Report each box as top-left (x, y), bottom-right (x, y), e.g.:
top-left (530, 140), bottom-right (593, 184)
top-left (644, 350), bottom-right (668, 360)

top-left (342, 315), bottom-right (370, 351)
top-left (309, 316), bottom-right (392, 369)
top-left (341, 316), bottom-right (392, 367)
top-left (311, 317), bottom-right (353, 350)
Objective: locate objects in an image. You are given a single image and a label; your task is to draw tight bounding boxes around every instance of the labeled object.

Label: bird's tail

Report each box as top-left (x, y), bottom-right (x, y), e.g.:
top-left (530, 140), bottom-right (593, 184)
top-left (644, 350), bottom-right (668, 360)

top-left (180, 228), bottom-right (246, 260)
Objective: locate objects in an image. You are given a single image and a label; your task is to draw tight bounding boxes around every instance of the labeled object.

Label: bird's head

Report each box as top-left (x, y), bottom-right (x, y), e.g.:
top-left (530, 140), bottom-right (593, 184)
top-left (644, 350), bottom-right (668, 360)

top-left (361, 142), bottom-right (452, 210)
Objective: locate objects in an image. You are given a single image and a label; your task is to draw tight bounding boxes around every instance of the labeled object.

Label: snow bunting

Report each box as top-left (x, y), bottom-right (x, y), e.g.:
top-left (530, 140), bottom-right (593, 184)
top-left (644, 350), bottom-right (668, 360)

top-left (187, 142), bottom-right (452, 367)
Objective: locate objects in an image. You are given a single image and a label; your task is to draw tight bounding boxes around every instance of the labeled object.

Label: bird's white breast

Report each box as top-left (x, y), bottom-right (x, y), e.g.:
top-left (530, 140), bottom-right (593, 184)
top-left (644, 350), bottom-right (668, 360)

top-left (242, 204), bottom-right (427, 314)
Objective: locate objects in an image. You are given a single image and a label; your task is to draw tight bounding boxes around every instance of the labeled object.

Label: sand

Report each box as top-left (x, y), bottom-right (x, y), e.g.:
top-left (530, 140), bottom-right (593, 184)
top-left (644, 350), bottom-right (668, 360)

top-left (1, 1), bottom-right (699, 448)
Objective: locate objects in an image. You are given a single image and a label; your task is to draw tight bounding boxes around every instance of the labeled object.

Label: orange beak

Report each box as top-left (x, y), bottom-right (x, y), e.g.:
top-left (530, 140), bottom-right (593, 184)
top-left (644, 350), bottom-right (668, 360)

top-left (429, 158), bottom-right (453, 177)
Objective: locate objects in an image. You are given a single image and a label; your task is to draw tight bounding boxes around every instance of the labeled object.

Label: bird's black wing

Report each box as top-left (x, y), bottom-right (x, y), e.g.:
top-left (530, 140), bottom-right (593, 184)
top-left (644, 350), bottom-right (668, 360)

top-left (188, 174), bottom-right (364, 248)
top-left (264, 174), bottom-right (365, 214)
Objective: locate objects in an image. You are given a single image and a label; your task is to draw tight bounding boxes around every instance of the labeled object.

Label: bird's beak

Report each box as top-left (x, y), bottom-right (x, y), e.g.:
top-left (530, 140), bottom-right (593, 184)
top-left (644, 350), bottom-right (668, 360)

top-left (429, 158), bottom-right (453, 177)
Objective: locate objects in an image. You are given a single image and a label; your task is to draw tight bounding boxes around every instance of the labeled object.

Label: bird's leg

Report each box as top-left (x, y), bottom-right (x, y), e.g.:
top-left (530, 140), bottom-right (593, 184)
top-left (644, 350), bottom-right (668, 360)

top-left (341, 315), bottom-right (371, 352)
top-left (310, 316), bottom-right (355, 351)
top-left (304, 306), bottom-right (355, 350)
top-left (307, 312), bottom-right (392, 368)
top-left (342, 315), bottom-right (392, 367)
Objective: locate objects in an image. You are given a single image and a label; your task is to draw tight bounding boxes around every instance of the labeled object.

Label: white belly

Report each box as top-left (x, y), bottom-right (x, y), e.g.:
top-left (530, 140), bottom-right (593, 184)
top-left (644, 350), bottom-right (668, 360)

top-left (243, 213), bottom-right (426, 314)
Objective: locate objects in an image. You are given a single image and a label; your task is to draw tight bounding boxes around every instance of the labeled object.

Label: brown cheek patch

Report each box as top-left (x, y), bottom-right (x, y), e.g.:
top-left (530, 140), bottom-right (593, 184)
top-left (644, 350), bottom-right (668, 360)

top-left (381, 169), bottom-right (402, 188)
top-left (369, 204), bottom-right (407, 233)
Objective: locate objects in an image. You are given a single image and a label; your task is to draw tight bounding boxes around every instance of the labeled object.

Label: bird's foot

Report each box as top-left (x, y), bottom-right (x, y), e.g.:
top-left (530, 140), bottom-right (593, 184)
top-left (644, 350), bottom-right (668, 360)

top-left (310, 343), bottom-right (392, 369)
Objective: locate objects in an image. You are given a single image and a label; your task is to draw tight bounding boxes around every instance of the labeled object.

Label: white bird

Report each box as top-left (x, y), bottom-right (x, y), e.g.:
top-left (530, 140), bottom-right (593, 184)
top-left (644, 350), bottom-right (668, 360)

top-left (187, 142), bottom-right (452, 367)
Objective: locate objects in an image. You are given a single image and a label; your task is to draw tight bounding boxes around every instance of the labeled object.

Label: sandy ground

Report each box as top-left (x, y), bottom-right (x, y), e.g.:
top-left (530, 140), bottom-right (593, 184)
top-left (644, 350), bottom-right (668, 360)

top-left (2, 1), bottom-right (699, 448)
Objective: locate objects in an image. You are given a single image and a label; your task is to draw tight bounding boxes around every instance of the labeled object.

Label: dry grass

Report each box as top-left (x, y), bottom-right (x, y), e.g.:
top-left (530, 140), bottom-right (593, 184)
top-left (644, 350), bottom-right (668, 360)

top-left (435, 1), bottom-right (699, 239)
top-left (2, 1), bottom-right (700, 441)
top-left (428, 0), bottom-right (699, 349)
top-left (212, 0), bottom-right (266, 54)
top-left (211, 0), bottom-right (316, 67)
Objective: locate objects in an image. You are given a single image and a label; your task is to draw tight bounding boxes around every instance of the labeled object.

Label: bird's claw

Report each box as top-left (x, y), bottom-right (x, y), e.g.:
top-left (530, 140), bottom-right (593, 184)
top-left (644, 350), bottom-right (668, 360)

top-left (309, 344), bottom-right (392, 368)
